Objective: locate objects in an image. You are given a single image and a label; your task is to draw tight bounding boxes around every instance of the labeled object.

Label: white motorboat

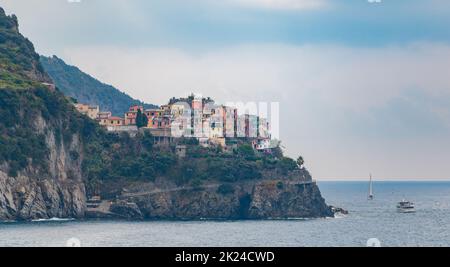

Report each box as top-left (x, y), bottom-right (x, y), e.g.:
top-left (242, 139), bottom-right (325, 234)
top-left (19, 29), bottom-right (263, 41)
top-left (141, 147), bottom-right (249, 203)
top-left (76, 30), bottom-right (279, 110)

top-left (397, 200), bottom-right (415, 213)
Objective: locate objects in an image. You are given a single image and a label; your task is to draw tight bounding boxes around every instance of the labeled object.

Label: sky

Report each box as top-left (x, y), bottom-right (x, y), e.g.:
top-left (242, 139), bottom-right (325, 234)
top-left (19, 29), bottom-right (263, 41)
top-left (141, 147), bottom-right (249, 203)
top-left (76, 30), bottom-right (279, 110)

top-left (1, 0), bottom-right (450, 180)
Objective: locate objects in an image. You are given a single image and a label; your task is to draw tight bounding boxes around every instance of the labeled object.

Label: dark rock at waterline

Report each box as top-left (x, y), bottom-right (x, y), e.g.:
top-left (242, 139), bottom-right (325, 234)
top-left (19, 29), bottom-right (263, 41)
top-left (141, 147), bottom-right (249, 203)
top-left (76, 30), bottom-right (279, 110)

top-left (115, 179), bottom-right (334, 220)
top-left (330, 206), bottom-right (349, 215)
top-left (110, 201), bottom-right (144, 220)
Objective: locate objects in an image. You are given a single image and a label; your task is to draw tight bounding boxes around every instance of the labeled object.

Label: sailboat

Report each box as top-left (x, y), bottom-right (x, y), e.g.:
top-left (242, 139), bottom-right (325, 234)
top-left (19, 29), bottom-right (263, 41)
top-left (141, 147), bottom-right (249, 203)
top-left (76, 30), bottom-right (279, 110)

top-left (368, 174), bottom-right (374, 200)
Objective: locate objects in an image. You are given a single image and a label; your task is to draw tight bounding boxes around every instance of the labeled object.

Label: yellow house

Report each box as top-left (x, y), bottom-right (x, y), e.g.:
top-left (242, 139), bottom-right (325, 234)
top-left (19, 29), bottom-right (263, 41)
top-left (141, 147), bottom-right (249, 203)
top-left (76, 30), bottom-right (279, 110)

top-left (75, 103), bottom-right (100, 120)
top-left (99, 116), bottom-right (125, 126)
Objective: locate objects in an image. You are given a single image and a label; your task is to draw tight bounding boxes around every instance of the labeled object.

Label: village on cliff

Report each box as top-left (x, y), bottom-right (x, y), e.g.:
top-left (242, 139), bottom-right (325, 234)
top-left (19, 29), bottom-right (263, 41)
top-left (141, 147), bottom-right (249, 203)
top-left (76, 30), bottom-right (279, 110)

top-left (74, 94), bottom-right (279, 153)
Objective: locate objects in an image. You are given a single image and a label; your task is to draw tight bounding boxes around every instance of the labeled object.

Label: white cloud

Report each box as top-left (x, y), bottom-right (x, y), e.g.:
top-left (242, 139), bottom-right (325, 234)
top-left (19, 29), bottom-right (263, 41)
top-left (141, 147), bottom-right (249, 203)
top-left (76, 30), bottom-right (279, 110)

top-left (62, 43), bottom-right (450, 179)
top-left (229, 0), bottom-right (327, 10)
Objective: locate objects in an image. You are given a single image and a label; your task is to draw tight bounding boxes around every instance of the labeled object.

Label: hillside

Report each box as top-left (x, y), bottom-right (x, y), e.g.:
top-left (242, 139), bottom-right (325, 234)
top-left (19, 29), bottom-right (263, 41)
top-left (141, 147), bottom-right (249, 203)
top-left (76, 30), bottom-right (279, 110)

top-left (0, 7), bottom-right (333, 221)
top-left (40, 55), bottom-right (157, 115)
top-left (0, 8), bottom-right (51, 89)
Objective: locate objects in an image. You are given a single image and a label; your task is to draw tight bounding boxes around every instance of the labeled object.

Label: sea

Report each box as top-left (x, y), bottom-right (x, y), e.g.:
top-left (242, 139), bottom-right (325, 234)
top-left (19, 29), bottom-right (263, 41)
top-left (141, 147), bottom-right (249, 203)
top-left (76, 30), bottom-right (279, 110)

top-left (1, 181), bottom-right (450, 247)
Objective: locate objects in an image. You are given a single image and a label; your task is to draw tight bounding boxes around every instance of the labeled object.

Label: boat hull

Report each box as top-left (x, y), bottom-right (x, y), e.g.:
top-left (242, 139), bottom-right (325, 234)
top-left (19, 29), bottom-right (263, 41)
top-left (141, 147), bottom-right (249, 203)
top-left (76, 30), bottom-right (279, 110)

top-left (397, 208), bottom-right (416, 213)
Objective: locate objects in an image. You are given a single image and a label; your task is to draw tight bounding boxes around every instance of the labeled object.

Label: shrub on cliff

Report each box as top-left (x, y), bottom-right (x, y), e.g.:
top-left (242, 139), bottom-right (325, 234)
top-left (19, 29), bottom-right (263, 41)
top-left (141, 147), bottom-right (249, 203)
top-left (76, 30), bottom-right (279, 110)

top-left (0, 88), bottom-right (75, 177)
top-left (237, 144), bottom-right (256, 160)
top-left (217, 184), bottom-right (235, 195)
top-left (277, 157), bottom-right (298, 175)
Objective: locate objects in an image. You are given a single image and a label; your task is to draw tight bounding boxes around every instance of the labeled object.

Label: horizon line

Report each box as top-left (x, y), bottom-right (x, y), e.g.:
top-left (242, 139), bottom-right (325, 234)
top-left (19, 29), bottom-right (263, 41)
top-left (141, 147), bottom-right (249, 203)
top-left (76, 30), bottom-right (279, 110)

top-left (316, 178), bottom-right (450, 182)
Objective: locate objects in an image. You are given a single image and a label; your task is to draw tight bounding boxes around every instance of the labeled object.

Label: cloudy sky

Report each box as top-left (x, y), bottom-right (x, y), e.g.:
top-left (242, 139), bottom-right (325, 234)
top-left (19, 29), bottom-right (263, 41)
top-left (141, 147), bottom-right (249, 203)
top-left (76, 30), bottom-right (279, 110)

top-left (2, 0), bottom-right (450, 180)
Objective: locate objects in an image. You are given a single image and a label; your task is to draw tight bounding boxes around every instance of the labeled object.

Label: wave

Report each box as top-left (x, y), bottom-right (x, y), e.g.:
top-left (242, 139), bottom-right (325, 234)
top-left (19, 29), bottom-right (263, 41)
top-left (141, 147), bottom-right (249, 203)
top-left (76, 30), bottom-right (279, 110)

top-left (333, 213), bottom-right (348, 219)
top-left (0, 220), bottom-right (18, 224)
top-left (32, 217), bottom-right (75, 222)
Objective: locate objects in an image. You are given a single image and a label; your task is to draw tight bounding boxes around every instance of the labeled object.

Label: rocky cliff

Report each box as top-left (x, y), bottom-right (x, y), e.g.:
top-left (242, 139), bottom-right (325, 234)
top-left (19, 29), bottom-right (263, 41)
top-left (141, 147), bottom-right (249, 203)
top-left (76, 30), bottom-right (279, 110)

top-left (0, 170), bottom-right (85, 221)
top-left (0, 7), bottom-right (88, 221)
top-left (0, 93), bottom-right (87, 221)
top-left (135, 181), bottom-right (332, 219)
top-left (87, 170), bottom-right (333, 220)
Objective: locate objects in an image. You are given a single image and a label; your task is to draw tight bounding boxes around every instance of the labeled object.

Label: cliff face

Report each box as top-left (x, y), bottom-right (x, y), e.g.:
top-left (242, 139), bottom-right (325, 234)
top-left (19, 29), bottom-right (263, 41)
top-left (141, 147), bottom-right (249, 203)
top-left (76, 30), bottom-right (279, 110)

top-left (133, 182), bottom-right (332, 219)
top-left (94, 171), bottom-right (333, 220)
top-left (0, 111), bottom-right (86, 221)
top-left (0, 171), bottom-right (85, 221)
top-left (247, 181), bottom-right (332, 219)
top-left (0, 8), bottom-right (87, 221)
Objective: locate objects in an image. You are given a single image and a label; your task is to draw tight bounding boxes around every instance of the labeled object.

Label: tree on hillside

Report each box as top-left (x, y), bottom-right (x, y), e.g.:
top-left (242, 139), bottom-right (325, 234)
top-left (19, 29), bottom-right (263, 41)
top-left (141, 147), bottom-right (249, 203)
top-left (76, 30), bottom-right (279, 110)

top-left (277, 157), bottom-right (298, 175)
top-left (136, 109), bottom-right (148, 128)
top-left (237, 144), bottom-right (255, 158)
top-left (297, 156), bottom-right (305, 169)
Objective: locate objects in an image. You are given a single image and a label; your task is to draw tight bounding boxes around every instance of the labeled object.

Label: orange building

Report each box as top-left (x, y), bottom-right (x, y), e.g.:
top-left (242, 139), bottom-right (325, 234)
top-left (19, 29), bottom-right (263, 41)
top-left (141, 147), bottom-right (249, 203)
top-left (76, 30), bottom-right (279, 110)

top-left (125, 111), bottom-right (137, 125)
top-left (99, 116), bottom-right (125, 127)
top-left (129, 105), bottom-right (144, 113)
top-left (145, 109), bottom-right (163, 118)
top-left (125, 105), bottom-right (146, 125)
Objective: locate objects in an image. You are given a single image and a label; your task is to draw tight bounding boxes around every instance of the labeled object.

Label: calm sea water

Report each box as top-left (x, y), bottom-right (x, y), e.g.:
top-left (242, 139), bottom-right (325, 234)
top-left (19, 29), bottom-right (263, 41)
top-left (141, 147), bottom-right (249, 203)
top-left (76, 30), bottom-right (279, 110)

top-left (1, 181), bottom-right (450, 247)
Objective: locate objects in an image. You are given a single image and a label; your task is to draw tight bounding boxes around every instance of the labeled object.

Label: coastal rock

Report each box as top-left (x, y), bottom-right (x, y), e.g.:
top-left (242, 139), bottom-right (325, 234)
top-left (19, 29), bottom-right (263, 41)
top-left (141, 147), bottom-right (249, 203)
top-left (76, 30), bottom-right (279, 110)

top-left (0, 170), bottom-right (86, 221)
top-left (134, 189), bottom-right (241, 220)
top-left (0, 115), bottom-right (86, 221)
top-left (248, 181), bottom-right (333, 219)
top-left (120, 172), bottom-right (333, 220)
top-left (330, 206), bottom-right (349, 215)
top-left (110, 201), bottom-right (144, 220)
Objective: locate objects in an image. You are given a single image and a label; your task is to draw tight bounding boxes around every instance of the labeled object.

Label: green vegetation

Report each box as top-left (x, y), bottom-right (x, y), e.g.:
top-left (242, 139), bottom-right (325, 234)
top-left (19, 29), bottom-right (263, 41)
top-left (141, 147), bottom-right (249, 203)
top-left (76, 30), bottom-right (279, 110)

top-left (136, 109), bottom-right (148, 128)
top-left (297, 156), bottom-right (304, 168)
top-left (277, 157), bottom-right (298, 175)
top-left (217, 184), bottom-right (235, 195)
top-left (0, 7), bottom-right (303, 198)
top-left (0, 8), bottom-right (50, 90)
top-left (39, 55), bottom-right (157, 116)
top-left (0, 85), bottom-right (163, 185)
top-left (0, 87), bottom-right (88, 177)
top-left (276, 181), bottom-right (284, 190)
top-left (0, 82), bottom-right (300, 195)
top-left (237, 144), bottom-right (256, 159)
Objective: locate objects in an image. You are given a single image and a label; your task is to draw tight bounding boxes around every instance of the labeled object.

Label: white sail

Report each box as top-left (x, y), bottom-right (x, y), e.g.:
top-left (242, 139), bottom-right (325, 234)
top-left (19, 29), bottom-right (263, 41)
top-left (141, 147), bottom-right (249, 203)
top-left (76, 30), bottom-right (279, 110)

top-left (368, 174), bottom-right (374, 200)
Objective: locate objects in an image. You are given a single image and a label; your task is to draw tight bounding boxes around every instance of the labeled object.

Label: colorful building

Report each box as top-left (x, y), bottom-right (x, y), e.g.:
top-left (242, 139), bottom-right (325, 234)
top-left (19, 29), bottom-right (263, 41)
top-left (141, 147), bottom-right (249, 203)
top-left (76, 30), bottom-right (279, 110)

top-left (75, 96), bottom-right (275, 152)
top-left (125, 111), bottom-right (137, 125)
top-left (125, 105), bottom-right (145, 125)
top-left (99, 116), bottom-right (125, 127)
top-left (144, 109), bottom-right (163, 118)
top-left (129, 105), bottom-right (144, 113)
top-left (224, 106), bottom-right (238, 138)
top-left (97, 111), bottom-right (112, 120)
top-left (75, 103), bottom-right (100, 120)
